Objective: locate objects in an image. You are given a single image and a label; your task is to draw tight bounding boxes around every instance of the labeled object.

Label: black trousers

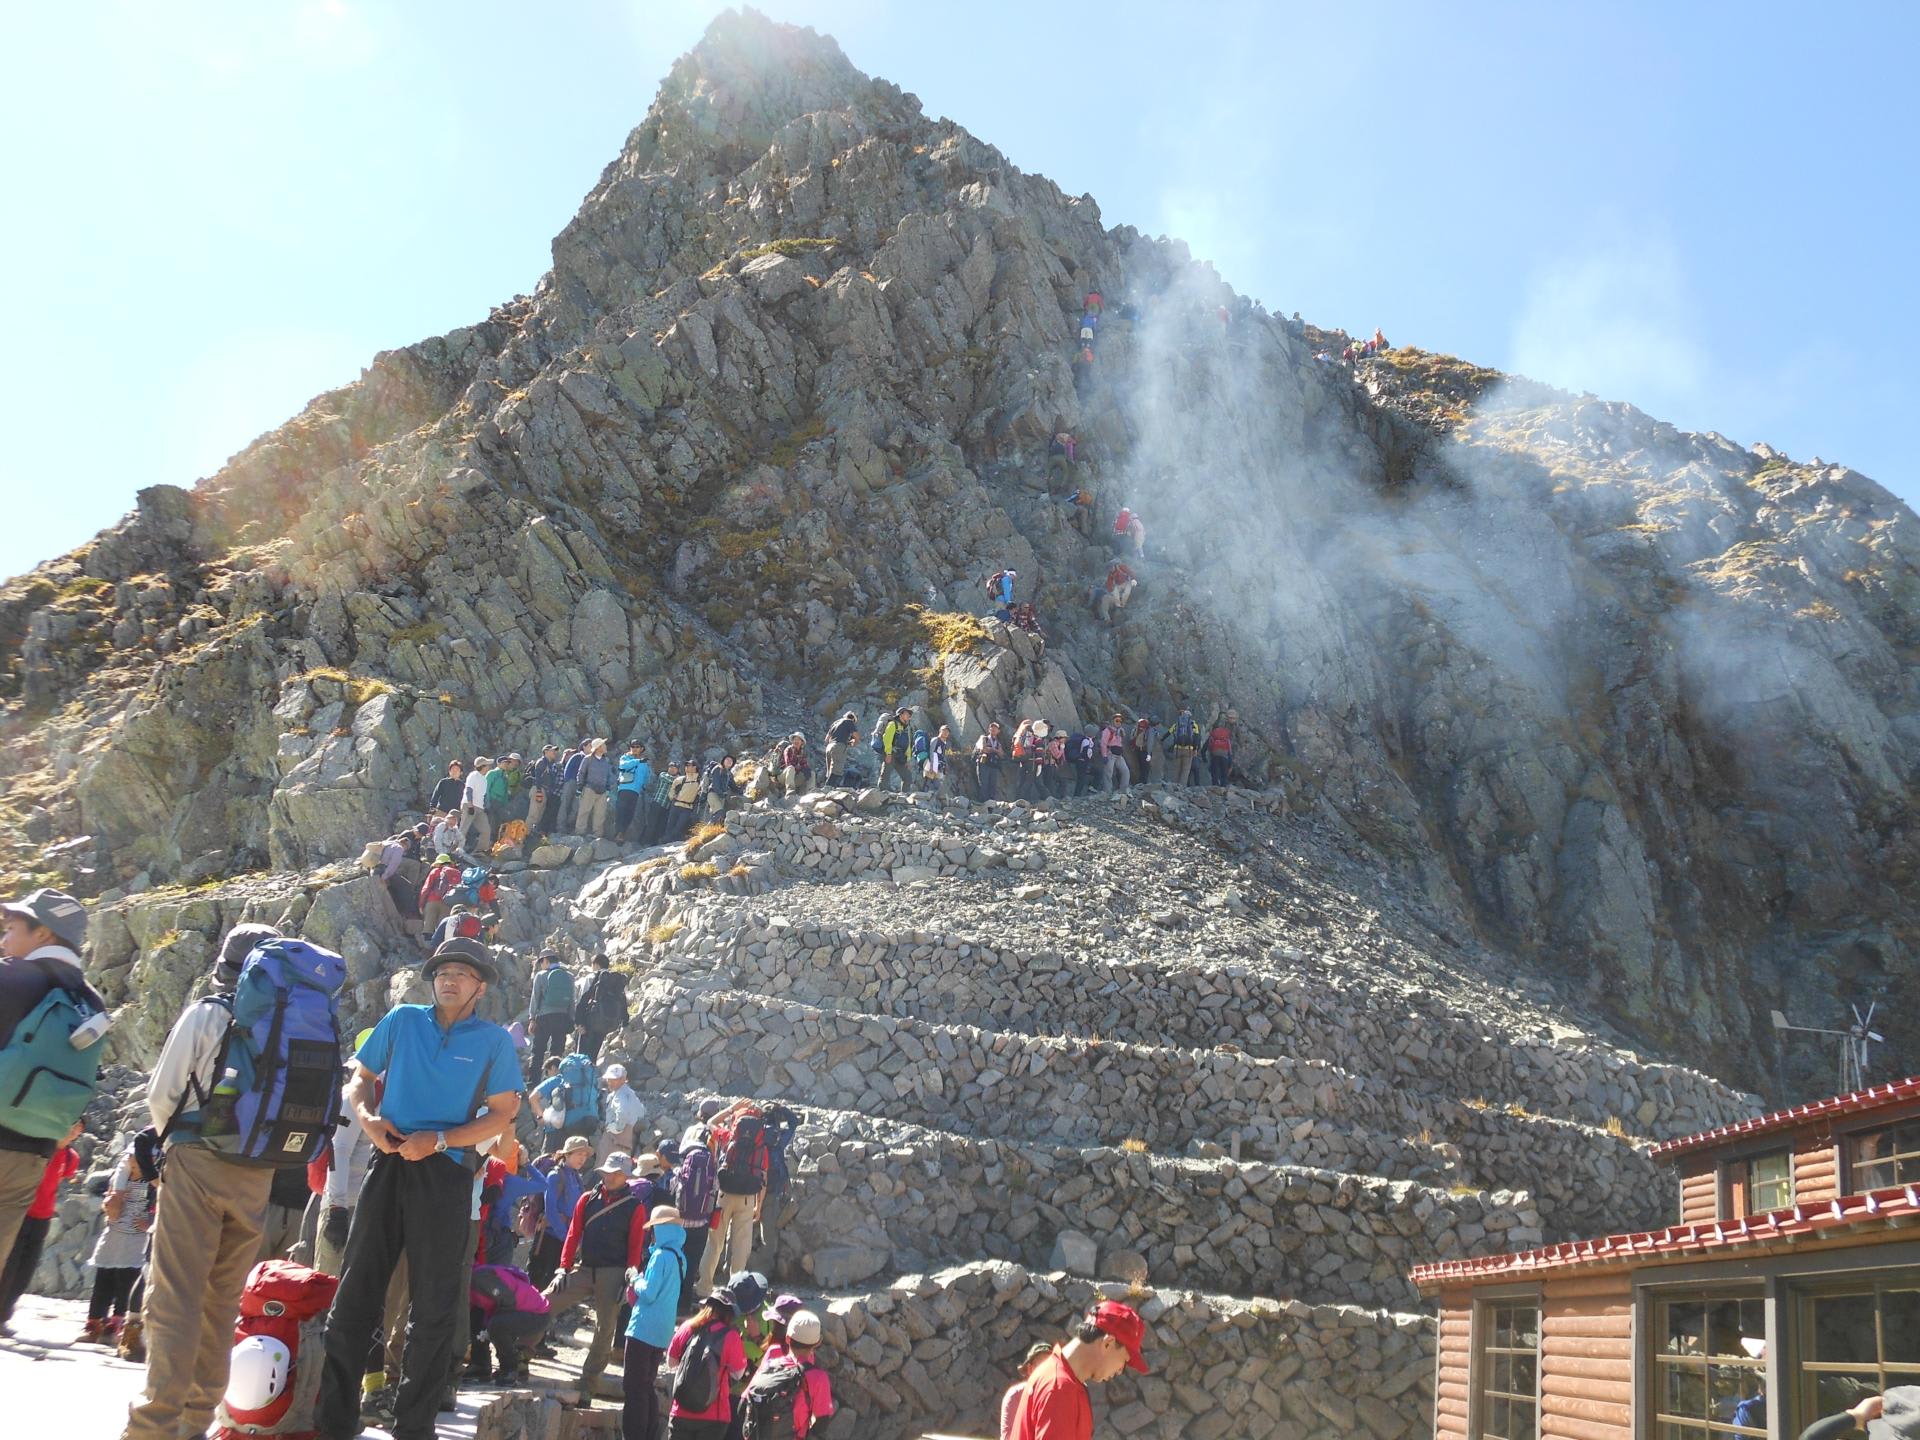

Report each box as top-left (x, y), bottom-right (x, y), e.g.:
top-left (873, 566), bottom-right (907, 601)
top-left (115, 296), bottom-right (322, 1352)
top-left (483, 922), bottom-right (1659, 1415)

top-left (527, 1231), bottom-right (564, 1291)
top-left (485, 1307), bottom-right (547, 1370)
top-left (0, 1213), bottom-right (48, 1323)
top-left (677, 1227), bottom-right (707, 1313)
top-left (530, 1012), bottom-right (572, 1074)
top-left (88, 1265), bottom-right (139, 1322)
top-left (614, 791), bottom-right (641, 839)
top-left (623, 1337), bottom-right (664, 1440)
top-left (317, 1152), bottom-right (474, 1440)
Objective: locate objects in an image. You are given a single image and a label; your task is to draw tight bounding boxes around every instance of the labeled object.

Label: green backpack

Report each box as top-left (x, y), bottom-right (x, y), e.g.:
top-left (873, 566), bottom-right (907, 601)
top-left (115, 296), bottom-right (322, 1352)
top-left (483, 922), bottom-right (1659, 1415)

top-left (0, 984), bottom-right (105, 1139)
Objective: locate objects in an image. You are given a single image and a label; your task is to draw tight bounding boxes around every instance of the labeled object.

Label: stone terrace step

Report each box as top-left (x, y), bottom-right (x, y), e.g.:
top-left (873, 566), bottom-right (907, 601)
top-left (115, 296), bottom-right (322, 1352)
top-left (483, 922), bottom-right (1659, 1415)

top-left (628, 983), bottom-right (1447, 1176)
top-left (622, 983), bottom-right (1663, 1236)
top-left (645, 1089), bottom-right (1543, 1311)
top-left (686, 910), bottom-right (1752, 1138)
top-left (802, 1259), bottom-right (1433, 1440)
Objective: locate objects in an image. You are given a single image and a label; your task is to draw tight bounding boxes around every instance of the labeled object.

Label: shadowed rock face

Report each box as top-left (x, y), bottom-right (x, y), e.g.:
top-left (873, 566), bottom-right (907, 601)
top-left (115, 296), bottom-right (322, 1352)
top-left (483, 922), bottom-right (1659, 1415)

top-left (0, 10), bottom-right (1914, 1100)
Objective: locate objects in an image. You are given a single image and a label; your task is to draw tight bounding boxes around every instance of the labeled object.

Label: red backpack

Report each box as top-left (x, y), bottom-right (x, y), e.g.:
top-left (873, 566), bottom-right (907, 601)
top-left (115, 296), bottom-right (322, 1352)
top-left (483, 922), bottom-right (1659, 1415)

top-left (717, 1114), bottom-right (771, 1196)
top-left (213, 1261), bottom-right (339, 1438)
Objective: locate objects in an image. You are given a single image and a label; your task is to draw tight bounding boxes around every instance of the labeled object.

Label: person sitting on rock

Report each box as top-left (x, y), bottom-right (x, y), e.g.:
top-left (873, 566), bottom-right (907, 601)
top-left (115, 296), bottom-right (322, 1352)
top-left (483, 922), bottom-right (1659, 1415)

top-left (822, 711), bottom-right (859, 786)
top-left (428, 809), bottom-right (466, 864)
top-left (973, 723), bottom-right (1007, 802)
top-left (429, 759), bottom-right (465, 816)
top-left (779, 733), bottom-right (812, 798)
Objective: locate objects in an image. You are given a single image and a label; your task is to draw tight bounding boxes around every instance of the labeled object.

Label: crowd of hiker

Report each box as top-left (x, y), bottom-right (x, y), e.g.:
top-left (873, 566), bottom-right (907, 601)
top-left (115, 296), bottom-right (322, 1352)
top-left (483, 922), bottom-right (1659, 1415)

top-left (0, 881), bottom-right (1158, 1438)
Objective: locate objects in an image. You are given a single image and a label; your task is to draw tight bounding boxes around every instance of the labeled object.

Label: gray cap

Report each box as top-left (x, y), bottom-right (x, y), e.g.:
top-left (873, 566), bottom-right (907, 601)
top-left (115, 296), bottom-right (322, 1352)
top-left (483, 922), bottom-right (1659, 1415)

top-left (216, 923), bottom-right (283, 984)
top-left (1, 889), bottom-right (87, 950)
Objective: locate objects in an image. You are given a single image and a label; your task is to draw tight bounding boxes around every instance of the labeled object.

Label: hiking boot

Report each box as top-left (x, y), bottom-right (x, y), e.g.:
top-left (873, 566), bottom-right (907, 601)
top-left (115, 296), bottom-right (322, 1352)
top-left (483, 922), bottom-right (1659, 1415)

top-left (117, 1317), bottom-right (146, 1362)
top-left (363, 1385), bottom-right (398, 1426)
top-left (77, 1318), bottom-right (107, 1345)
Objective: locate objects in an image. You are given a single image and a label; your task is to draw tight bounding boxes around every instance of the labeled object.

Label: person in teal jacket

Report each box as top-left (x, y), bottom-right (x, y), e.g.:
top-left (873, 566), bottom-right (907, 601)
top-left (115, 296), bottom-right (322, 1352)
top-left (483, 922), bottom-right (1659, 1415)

top-left (613, 742), bottom-right (652, 844)
top-left (622, 1206), bottom-right (688, 1440)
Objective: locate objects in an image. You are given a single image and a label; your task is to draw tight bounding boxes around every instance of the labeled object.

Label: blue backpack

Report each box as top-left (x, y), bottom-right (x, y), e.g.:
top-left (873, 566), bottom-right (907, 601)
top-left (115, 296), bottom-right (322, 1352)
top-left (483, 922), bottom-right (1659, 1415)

top-left (181, 939), bottom-right (346, 1168)
top-left (558, 1053), bottom-right (599, 1130)
top-left (0, 974), bottom-right (106, 1140)
top-left (458, 866), bottom-right (497, 907)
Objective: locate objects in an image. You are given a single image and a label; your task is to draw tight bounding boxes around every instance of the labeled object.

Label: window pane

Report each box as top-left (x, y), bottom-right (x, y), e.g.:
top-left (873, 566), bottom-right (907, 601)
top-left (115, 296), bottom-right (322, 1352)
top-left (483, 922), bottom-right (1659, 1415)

top-left (1666, 1363), bottom-right (1708, 1420)
top-left (1705, 1297), bottom-right (1766, 1358)
top-left (1711, 1364), bottom-right (1755, 1422)
top-left (1489, 1396), bottom-right (1511, 1439)
top-left (1513, 1306), bottom-right (1539, 1348)
top-left (1810, 1292), bottom-right (1880, 1365)
top-left (1664, 1300), bottom-right (1708, 1355)
top-left (1812, 1373), bottom-right (1880, 1420)
top-left (1494, 1351), bottom-right (1512, 1394)
top-left (1513, 1398), bottom-right (1537, 1440)
top-left (1493, 1306), bottom-right (1512, 1348)
top-left (1887, 1288), bottom-right (1920, 1365)
top-left (1512, 1353), bottom-right (1538, 1399)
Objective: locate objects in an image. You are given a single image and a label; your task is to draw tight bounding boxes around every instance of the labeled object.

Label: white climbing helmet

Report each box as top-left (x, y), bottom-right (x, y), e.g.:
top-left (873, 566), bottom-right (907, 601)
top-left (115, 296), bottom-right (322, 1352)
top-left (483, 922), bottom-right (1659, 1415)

top-left (225, 1334), bottom-right (292, 1412)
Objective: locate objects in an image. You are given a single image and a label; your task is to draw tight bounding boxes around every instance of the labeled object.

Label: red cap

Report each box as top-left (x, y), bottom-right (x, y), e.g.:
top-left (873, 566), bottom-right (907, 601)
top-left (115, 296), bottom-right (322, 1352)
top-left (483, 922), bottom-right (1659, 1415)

top-left (1090, 1301), bottom-right (1149, 1372)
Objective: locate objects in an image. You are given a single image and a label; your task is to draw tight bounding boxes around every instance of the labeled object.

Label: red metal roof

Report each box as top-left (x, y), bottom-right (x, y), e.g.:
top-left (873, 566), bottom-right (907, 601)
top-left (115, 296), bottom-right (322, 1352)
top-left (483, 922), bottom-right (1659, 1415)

top-left (1409, 1184), bottom-right (1920, 1290)
top-left (1647, 1075), bottom-right (1920, 1162)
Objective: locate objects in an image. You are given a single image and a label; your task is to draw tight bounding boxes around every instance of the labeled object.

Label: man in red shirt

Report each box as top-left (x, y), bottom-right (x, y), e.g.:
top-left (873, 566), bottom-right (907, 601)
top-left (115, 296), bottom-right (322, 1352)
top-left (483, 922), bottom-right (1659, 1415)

top-left (0, 1120), bottom-right (81, 1333)
top-left (1008, 1300), bottom-right (1149, 1440)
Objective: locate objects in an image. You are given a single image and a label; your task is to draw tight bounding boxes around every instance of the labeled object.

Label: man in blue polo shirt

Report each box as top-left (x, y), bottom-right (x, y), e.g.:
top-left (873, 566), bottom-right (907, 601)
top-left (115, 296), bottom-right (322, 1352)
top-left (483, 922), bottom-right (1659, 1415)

top-left (315, 937), bottom-right (523, 1440)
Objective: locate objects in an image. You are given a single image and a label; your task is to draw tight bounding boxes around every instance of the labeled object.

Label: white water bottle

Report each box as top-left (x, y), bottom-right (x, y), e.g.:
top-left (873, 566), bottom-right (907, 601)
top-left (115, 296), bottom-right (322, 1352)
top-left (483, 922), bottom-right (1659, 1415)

top-left (69, 1010), bottom-right (111, 1049)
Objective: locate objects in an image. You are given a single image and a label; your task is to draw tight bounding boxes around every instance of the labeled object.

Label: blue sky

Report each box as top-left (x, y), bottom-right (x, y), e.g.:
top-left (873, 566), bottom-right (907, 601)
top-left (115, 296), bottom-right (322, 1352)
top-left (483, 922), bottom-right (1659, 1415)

top-left (3, 2), bottom-right (1913, 580)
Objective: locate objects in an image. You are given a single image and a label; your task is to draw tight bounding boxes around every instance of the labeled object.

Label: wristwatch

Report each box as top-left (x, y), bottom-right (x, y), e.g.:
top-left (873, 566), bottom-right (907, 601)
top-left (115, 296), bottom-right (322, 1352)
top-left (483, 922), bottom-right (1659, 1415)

top-left (434, 1132), bottom-right (448, 1154)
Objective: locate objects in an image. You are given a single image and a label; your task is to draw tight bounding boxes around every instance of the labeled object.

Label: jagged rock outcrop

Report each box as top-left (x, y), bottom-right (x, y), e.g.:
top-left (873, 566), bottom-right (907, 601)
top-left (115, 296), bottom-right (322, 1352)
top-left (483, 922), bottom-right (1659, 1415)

top-left (3, 10), bottom-right (1916, 1430)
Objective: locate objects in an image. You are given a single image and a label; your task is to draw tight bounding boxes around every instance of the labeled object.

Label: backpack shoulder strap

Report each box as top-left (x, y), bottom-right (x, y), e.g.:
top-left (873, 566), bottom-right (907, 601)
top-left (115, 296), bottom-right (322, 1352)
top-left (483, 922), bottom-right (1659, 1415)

top-left (159, 995), bottom-right (235, 1144)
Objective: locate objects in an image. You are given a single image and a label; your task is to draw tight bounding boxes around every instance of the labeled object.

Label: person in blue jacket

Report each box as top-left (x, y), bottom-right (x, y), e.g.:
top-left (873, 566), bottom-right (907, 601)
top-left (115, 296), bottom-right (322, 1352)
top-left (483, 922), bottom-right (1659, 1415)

top-left (622, 1204), bottom-right (688, 1440)
top-left (613, 742), bottom-right (652, 844)
top-left (528, 1135), bottom-right (592, 1290)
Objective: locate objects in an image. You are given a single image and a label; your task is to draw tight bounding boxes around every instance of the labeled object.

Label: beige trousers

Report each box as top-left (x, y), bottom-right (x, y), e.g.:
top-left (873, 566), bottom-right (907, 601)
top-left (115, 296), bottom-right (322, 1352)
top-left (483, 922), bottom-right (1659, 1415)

top-left (699, 1190), bottom-right (757, 1292)
top-left (120, 1144), bottom-right (271, 1440)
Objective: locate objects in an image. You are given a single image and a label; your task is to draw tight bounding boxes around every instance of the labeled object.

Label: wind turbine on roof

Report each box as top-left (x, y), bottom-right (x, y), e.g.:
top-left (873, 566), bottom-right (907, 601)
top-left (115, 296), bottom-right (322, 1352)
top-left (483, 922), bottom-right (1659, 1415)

top-left (1771, 1002), bottom-right (1884, 1095)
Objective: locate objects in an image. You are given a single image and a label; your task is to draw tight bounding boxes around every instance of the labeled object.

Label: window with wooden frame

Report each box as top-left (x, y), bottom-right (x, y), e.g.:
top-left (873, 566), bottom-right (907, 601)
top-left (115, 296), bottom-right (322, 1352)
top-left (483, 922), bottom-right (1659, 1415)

top-left (1746, 1151), bottom-right (1793, 1213)
top-left (1650, 1293), bottom-right (1766, 1440)
top-left (1794, 1274), bottom-right (1920, 1431)
top-left (1473, 1300), bottom-right (1539, 1440)
top-left (1846, 1119), bottom-right (1920, 1193)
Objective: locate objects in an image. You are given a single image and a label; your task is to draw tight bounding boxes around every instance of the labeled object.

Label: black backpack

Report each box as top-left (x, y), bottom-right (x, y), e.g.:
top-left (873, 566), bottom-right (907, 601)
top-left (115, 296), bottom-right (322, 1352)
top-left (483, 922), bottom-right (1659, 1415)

top-left (741, 1356), bottom-right (820, 1439)
top-left (671, 1321), bottom-right (729, 1412)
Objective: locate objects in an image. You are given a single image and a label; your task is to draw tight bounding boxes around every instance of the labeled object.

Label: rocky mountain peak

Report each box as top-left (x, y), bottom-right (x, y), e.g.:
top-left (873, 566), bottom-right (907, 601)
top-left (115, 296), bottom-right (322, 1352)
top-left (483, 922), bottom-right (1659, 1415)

top-left (2, 14), bottom-right (1915, 1106)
